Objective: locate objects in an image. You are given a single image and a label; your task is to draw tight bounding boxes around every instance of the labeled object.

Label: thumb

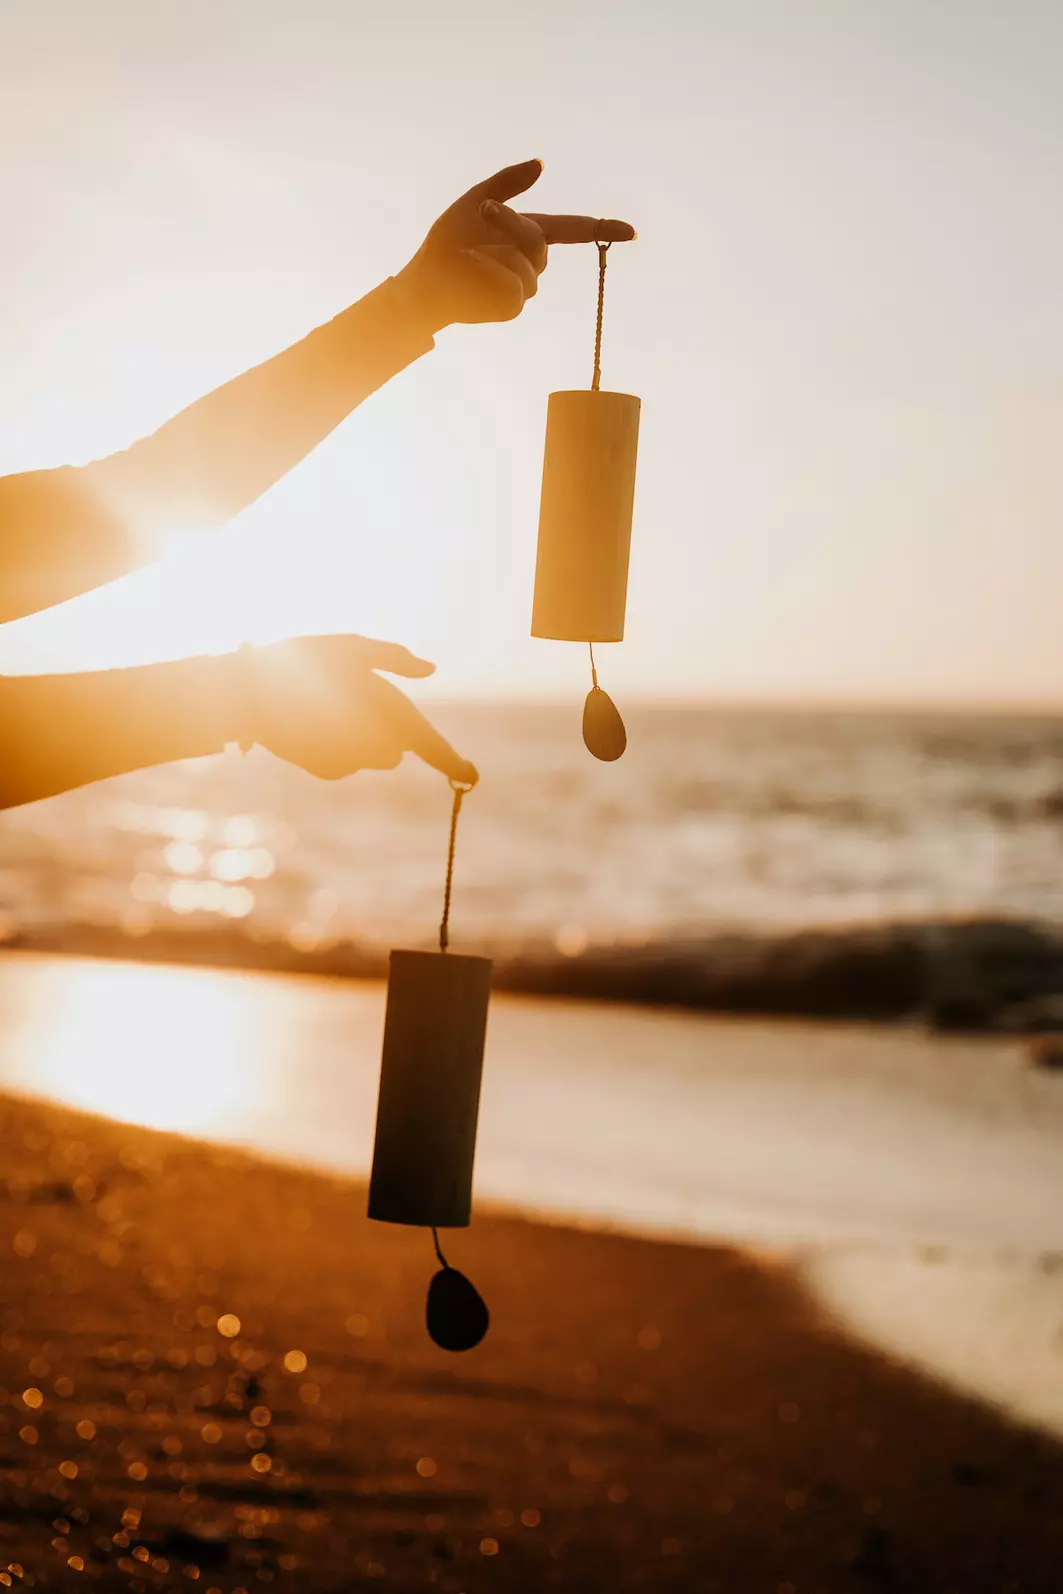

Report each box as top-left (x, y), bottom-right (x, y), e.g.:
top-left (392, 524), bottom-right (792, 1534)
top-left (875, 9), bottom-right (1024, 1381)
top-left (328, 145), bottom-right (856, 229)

top-left (467, 157), bottom-right (544, 207)
top-left (359, 638), bottom-right (436, 678)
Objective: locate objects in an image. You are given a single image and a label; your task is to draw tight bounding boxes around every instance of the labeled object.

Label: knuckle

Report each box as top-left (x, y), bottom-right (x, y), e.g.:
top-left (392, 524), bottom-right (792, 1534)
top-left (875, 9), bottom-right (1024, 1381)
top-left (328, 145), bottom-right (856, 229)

top-left (305, 749), bottom-right (352, 780)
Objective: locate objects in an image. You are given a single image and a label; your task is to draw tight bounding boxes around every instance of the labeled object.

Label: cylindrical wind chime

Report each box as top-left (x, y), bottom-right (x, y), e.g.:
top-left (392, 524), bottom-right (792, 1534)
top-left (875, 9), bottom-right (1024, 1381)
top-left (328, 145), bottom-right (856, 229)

top-left (532, 234), bottom-right (641, 759)
top-left (368, 234), bottom-right (641, 1351)
top-left (368, 776), bottom-right (492, 1352)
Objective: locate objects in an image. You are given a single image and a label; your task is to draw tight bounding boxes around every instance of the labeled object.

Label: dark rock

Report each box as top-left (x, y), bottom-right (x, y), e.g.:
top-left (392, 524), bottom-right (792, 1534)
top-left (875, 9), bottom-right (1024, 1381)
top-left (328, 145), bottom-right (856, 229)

top-left (426, 1266), bottom-right (490, 1352)
top-left (1026, 1034), bottom-right (1063, 1071)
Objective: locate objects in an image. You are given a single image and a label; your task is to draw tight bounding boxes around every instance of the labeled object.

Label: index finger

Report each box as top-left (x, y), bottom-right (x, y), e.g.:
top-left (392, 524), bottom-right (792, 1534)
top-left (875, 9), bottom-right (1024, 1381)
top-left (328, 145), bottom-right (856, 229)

top-left (394, 690), bottom-right (479, 784)
top-left (523, 214), bottom-right (636, 245)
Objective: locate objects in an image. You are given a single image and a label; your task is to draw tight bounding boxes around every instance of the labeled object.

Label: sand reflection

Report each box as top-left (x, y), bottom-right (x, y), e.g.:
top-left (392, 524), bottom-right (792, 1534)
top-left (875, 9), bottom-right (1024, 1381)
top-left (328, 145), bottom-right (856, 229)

top-left (5, 957), bottom-right (265, 1135)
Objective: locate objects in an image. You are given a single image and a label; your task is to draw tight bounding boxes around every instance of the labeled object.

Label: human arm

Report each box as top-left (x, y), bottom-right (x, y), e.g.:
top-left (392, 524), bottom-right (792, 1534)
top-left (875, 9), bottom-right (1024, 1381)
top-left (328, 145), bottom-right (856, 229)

top-left (0, 159), bottom-right (634, 624)
top-left (0, 279), bottom-right (436, 625)
top-left (0, 635), bottom-right (476, 811)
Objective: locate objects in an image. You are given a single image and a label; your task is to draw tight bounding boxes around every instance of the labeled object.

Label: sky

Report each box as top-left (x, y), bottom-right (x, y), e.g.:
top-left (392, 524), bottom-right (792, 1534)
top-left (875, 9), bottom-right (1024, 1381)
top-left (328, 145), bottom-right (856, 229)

top-left (0, 0), bottom-right (1061, 706)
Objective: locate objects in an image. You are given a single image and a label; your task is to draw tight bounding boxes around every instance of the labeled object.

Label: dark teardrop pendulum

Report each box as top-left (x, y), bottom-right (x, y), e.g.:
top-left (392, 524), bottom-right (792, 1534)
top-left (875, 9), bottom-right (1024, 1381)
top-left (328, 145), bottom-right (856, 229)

top-left (426, 1228), bottom-right (490, 1352)
top-left (582, 642), bottom-right (627, 762)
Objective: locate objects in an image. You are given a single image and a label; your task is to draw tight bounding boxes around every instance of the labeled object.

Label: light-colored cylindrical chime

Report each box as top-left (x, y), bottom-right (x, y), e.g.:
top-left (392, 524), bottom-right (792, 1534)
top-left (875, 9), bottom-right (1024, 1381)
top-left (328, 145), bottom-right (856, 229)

top-left (532, 236), bottom-right (640, 760)
top-left (368, 777), bottom-right (492, 1351)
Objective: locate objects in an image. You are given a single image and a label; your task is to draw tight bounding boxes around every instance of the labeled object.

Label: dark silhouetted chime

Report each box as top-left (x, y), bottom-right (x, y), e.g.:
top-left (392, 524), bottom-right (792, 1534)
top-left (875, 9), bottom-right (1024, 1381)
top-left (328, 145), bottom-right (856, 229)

top-left (368, 778), bottom-right (491, 1350)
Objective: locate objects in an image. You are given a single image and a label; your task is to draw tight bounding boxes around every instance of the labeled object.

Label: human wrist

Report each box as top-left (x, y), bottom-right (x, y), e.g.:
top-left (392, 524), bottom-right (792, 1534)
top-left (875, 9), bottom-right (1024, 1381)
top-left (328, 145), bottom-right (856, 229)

top-left (215, 644), bottom-right (261, 753)
top-left (390, 260), bottom-right (450, 339)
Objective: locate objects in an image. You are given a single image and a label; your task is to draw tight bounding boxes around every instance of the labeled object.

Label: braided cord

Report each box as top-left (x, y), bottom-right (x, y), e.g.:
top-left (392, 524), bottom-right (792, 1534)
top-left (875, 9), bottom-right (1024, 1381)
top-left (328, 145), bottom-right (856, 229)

top-left (590, 235), bottom-right (611, 685)
top-left (439, 780), bottom-right (470, 952)
top-left (591, 240), bottom-right (611, 392)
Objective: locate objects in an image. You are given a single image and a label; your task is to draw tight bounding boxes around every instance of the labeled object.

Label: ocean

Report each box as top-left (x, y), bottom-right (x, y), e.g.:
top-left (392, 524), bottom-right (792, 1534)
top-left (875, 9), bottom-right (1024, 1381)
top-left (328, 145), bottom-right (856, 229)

top-left (2, 702), bottom-right (1063, 1020)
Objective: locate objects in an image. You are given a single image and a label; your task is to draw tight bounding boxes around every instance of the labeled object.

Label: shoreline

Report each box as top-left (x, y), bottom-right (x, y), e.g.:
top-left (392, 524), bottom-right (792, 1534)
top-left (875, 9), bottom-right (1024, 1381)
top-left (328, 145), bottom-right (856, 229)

top-left (1, 950), bottom-right (1060, 1260)
top-left (6, 910), bottom-right (1063, 1032)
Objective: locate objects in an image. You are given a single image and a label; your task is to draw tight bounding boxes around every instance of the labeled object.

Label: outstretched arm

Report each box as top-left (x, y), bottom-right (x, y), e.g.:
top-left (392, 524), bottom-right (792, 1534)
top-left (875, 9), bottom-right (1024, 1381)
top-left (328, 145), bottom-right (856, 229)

top-left (0, 278), bottom-right (436, 625)
top-left (0, 635), bottom-right (477, 810)
top-left (0, 159), bottom-right (633, 625)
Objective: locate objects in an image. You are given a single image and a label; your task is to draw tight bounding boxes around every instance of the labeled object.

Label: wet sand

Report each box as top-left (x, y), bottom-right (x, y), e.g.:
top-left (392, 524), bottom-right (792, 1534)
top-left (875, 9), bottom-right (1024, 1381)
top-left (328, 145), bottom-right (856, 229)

top-left (0, 1090), bottom-right (1060, 1592)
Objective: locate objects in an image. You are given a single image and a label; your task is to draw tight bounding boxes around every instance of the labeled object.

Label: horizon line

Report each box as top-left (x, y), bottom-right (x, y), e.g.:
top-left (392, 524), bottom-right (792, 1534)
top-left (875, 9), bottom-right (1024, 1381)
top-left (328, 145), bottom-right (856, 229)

top-left (420, 689), bottom-right (1063, 717)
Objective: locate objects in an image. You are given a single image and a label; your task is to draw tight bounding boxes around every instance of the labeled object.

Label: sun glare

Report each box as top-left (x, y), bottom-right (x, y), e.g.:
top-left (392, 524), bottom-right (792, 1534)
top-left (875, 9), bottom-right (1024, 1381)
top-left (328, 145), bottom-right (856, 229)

top-left (0, 520), bottom-right (312, 677)
top-left (19, 960), bottom-right (262, 1137)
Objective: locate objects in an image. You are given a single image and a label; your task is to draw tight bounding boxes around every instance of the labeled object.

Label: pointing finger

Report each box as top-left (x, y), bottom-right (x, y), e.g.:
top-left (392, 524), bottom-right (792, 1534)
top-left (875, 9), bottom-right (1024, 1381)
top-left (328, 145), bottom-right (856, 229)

top-left (523, 213), bottom-right (636, 245)
top-left (389, 688), bottom-right (479, 783)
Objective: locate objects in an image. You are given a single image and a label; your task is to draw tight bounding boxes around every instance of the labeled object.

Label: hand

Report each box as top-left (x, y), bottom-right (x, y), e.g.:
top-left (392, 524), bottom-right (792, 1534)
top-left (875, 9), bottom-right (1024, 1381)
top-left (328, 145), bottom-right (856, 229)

top-left (246, 635), bottom-right (478, 786)
top-left (396, 158), bottom-right (636, 332)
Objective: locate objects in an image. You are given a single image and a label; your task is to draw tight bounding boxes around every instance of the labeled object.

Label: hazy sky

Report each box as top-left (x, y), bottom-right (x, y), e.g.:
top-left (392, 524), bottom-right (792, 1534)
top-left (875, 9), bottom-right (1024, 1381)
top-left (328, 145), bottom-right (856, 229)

top-left (1, 0), bottom-right (1061, 704)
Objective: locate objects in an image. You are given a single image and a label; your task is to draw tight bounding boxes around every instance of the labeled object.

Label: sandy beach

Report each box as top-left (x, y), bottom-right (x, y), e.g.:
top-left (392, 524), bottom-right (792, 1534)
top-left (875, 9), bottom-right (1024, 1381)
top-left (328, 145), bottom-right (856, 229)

top-left (1, 1081), bottom-right (1061, 1592)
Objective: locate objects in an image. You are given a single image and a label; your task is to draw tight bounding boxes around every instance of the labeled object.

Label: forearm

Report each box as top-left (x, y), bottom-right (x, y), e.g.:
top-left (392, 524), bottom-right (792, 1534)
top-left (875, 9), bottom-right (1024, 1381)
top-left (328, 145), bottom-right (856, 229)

top-left (0, 655), bottom-right (237, 808)
top-left (0, 276), bottom-right (436, 624)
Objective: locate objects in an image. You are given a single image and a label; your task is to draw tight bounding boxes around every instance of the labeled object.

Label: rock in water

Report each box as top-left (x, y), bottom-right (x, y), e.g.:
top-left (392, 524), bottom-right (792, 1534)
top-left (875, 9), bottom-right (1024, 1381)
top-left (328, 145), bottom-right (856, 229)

top-left (426, 1266), bottom-right (490, 1351)
top-left (582, 687), bottom-right (627, 761)
top-left (1027, 1033), bottom-right (1063, 1071)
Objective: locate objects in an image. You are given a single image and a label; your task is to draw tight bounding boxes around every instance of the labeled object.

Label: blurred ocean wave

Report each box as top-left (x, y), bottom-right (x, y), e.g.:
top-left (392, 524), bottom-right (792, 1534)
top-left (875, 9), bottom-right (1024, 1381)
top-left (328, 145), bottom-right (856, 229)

top-left (2, 702), bottom-right (1062, 1025)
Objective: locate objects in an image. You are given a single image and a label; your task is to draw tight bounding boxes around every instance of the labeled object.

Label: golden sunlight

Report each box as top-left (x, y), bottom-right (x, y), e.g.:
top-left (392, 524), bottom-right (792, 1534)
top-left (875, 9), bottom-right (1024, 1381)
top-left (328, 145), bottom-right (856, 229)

top-left (0, 529), bottom-right (286, 675)
top-left (24, 959), bottom-right (263, 1135)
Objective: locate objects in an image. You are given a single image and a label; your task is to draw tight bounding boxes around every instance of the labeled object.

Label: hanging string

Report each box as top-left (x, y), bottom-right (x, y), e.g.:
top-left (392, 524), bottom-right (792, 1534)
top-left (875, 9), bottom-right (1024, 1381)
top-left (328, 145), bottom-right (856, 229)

top-left (439, 778), bottom-right (472, 953)
top-left (590, 234), bottom-right (609, 697)
top-left (431, 1226), bottom-right (449, 1268)
top-left (591, 237), bottom-right (611, 392)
